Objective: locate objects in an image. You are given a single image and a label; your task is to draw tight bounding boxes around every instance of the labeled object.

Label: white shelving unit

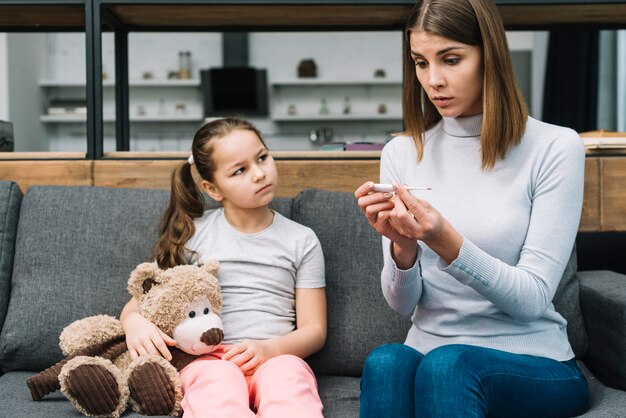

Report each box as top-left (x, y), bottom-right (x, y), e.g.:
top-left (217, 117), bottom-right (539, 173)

top-left (269, 78), bottom-right (402, 124)
top-left (38, 78), bottom-right (204, 151)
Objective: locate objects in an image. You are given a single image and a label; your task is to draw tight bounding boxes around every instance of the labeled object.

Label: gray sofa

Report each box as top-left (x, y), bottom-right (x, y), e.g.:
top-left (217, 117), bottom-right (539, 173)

top-left (0, 180), bottom-right (625, 417)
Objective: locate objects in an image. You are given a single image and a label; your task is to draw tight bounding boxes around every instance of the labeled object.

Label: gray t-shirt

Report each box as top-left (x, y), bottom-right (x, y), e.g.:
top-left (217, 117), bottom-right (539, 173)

top-left (186, 208), bottom-right (325, 344)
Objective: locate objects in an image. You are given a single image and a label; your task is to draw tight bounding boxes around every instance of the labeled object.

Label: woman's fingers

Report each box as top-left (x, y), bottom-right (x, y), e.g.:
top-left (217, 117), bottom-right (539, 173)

top-left (394, 184), bottom-right (429, 221)
top-left (354, 181), bottom-right (375, 198)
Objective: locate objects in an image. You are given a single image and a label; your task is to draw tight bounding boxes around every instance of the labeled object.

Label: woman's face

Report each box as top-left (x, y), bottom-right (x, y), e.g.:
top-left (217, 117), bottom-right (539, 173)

top-left (409, 30), bottom-right (483, 118)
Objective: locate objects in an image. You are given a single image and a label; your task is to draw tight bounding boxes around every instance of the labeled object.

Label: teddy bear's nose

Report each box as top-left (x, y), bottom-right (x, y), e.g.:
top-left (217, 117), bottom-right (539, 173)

top-left (200, 328), bottom-right (224, 346)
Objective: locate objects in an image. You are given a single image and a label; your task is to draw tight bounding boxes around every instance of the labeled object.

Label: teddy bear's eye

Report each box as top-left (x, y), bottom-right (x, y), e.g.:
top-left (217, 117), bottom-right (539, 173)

top-left (189, 311), bottom-right (196, 318)
top-left (204, 308), bottom-right (209, 315)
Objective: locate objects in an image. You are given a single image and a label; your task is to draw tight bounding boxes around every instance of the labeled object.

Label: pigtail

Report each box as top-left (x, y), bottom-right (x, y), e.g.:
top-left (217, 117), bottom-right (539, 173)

top-left (155, 161), bottom-right (204, 269)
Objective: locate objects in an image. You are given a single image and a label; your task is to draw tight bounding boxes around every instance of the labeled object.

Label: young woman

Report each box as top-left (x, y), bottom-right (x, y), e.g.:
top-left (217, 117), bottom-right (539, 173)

top-left (120, 117), bottom-right (326, 417)
top-left (355, 0), bottom-right (589, 416)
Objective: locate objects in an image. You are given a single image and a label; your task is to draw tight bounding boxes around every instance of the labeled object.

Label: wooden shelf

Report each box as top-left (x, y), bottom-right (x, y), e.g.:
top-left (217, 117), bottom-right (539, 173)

top-left (0, 3), bottom-right (86, 31)
top-left (98, 1), bottom-right (626, 31)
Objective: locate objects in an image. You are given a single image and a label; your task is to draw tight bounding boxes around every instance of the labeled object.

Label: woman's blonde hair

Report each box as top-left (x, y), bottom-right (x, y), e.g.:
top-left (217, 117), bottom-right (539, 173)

top-left (155, 117), bottom-right (266, 269)
top-left (402, 0), bottom-right (528, 169)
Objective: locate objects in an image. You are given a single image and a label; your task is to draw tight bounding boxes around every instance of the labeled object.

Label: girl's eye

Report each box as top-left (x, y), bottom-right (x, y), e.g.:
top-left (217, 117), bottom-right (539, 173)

top-left (258, 154), bottom-right (267, 162)
top-left (233, 167), bottom-right (244, 176)
top-left (414, 60), bottom-right (427, 69)
top-left (444, 57), bottom-right (460, 65)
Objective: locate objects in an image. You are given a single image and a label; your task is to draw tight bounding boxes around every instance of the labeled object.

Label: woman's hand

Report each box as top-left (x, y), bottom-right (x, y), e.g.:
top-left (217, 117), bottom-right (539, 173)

top-left (222, 339), bottom-right (277, 376)
top-left (355, 181), bottom-right (416, 249)
top-left (392, 184), bottom-right (463, 264)
top-left (122, 312), bottom-right (177, 361)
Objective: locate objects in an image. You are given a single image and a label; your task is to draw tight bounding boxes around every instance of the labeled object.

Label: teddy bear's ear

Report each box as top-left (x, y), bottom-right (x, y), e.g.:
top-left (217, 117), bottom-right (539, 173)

top-left (128, 262), bottom-right (162, 299)
top-left (202, 260), bottom-right (219, 276)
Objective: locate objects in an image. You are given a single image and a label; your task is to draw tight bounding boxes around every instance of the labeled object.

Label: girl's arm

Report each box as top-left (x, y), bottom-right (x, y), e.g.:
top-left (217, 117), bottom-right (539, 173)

top-left (222, 287), bottom-right (327, 375)
top-left (120, 297), bottom-right (177, 360)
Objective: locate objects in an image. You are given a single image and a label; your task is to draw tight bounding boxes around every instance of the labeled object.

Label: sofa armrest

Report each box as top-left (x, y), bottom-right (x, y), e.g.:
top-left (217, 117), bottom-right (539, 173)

top-left (579, 270), bottom-right (626, 390)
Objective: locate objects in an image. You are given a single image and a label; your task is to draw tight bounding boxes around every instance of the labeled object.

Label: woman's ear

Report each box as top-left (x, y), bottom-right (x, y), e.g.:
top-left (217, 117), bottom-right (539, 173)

top-left (201, 179), bottom-right (223, 202)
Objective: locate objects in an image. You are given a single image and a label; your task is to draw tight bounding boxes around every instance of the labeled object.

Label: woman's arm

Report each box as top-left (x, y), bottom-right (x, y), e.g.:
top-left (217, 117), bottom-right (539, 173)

top-left (222, 288), bottom-right (327, 375)
top-left (120, 297), bottom-right (177, 360)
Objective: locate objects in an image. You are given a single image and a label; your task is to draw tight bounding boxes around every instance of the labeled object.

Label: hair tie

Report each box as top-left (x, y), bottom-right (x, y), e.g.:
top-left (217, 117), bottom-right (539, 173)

top-left (188, 155), bottom-right (195, 165)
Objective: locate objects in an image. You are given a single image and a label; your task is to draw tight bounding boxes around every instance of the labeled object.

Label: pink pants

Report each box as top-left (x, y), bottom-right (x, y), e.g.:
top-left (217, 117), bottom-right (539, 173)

top-left (179, 347), bottom-right (324, 418)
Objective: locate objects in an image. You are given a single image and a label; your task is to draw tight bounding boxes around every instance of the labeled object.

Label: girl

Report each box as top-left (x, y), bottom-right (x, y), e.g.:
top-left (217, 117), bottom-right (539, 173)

top-left (355, 0), bottom-right (589, 417)
top-left (120, 117), bottom-right (327, 418)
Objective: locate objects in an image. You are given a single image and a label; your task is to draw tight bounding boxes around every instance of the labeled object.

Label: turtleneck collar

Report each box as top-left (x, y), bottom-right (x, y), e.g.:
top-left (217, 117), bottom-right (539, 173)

top-left (441, 113), bottom-right (483, 138)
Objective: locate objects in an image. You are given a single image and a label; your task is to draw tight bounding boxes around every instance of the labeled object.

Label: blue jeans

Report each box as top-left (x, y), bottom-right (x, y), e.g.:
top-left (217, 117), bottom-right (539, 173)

top-left (360, 343), bottom-right (589, 418)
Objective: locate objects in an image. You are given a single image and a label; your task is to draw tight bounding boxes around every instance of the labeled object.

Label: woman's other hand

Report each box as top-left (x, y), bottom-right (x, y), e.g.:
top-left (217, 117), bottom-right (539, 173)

top-left (392, 184), bottom-right (463, 264)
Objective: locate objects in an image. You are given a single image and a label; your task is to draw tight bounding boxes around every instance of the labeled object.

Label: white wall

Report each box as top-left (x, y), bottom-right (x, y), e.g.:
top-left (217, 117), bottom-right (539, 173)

top-left (7, 33), bottom-right (48, 151)
top-left (0, 33), bottom-right (8, 121)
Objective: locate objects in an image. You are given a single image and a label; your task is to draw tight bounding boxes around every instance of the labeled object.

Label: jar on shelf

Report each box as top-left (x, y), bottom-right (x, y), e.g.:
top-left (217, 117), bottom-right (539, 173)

top-left (178, 51), bottom-right (191, 79)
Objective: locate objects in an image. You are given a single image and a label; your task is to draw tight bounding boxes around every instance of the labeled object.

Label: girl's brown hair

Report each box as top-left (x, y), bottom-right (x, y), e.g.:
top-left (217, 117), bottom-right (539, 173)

top-left (155, 117), bottom-right (265, 268)
top-left (402, 0), bottom-right (528, 169)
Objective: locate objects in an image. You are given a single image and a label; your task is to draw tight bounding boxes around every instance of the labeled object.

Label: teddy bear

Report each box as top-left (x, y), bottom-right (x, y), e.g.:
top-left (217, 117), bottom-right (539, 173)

top-left (26, 261), bottom-right (224, 417)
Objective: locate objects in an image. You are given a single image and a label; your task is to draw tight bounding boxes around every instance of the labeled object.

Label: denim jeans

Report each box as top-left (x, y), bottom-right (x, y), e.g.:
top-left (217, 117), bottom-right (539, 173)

top-left (360, 343), bottom-right (589, 418)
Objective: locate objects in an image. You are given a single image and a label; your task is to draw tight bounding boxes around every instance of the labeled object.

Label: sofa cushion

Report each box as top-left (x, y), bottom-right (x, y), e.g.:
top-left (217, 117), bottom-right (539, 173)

top-left (292, 189), bottom-right (411, 377)
top-left (0, 181), bottom-right (22, 333)
top-left (553, 245), bottom-right (588, 358)
top-left (0, 186), bottom-right (170, 372)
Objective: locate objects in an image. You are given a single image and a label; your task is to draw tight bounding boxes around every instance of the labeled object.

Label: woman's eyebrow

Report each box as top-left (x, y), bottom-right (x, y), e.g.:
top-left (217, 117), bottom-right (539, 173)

top-left (411, 46), bottom-right (464, 57)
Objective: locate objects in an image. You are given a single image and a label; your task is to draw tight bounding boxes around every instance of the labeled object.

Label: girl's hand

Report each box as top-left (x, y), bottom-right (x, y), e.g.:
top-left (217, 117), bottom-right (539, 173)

top-left (355, 181), bottom-right (416, 249)
top-left (222, 339), bottom-right (277, 376)
top-left (123, 312), bottom-right (177, 361)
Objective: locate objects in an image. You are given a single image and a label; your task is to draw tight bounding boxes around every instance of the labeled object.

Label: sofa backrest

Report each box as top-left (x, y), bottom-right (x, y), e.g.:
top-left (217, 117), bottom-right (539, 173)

top-left (0, 185), bottom-right (587, 375)
top-left (0, 181), bottom-right (22, 335)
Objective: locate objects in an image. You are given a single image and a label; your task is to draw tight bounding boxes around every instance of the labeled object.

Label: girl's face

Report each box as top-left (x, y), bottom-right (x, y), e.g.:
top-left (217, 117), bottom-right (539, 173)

top-left (203, 129), bottom-right (278, 210)
top-left (409, 30), bottom-right (483, 118)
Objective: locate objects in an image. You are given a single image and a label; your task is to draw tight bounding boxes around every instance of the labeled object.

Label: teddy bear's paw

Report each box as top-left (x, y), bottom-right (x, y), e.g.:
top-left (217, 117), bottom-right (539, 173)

top-left (127, 355), bottom-right (182, 416)
top-left (59, 356), bottom-right (128, 418)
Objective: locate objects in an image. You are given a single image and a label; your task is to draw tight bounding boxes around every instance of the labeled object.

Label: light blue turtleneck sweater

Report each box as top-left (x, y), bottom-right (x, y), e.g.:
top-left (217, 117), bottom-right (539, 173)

top-left (380, 114), bottom-right (585, 361)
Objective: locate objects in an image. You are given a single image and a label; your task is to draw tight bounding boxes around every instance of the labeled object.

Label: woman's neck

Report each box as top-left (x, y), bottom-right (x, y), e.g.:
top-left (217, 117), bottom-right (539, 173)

top-left (222, 204), bottom-right (274, 234)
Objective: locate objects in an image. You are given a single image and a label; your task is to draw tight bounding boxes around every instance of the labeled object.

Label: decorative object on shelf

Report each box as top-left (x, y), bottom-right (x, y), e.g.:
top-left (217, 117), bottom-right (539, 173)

top-left (342, 97), bottom-right (351, 115)
top-left (297, 59), bottom-right (317, 78)
top-left (378, 103), bottom-right (388, 114)
top-left (309, 127), bottom-right (333, 143)
top-left (345, 142), bottom-right (385, 151)
top-left (178, 51), bottom-right (192, 79)
top-left (0, 120), bottom-right (14, 152)
top-left (287, 104), bottom-right (297, 115)
top-left (142, 71), bottom-right (154, 80)
top-left (167, 70), bottom-right (180, 80)
top-left (319, 142), bottom-right (346, 151)
top-left (102, 68), bottom-right (108, 80)
top-left (136, 105), bottom-right (147, 116)
top-left (158, 99), bottom-right (167, 115)
top-left (47, 99), bottom-right (87, 116)
top-left (374, 69), bottom-right (386, 78)
top-left (174, 102), bottom-right (187, 115)
top-left (319, 98), bottom-right (329, 115)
